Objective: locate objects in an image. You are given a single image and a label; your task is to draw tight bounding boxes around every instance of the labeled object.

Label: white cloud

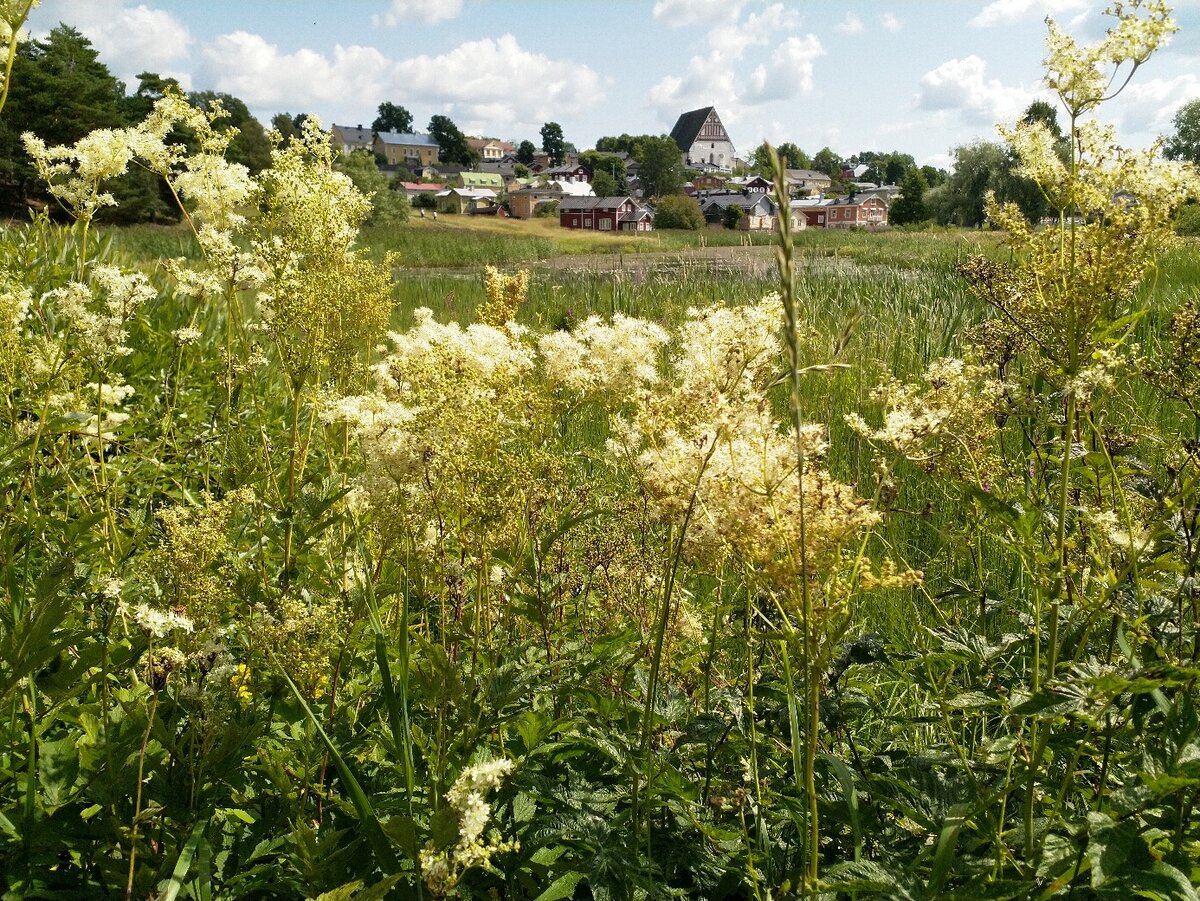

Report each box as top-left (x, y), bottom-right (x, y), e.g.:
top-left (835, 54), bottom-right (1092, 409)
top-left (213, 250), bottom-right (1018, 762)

top-left (203, 33), bottom-right (391, 109)
top-left (917, 55), bottom-right (1033, 124)
top-left (969, 0), bottom-right (1088, 28)
top-left (880, 13), bottom-right (904, 32)
top-left (836, 13), bottom-right (864, 34)
top-left (744, 35), bottom-right (825, 103)
top-left (389, 35), bottom-right (606, 134)
top-left (1113, 73), bottom-right (1200, 136)
top-left (199, 30), bottom-right (603, 136)
top-left (373, 0), bottom-right (463, 26)
top-left (34, 0), bottom-right (191, 84)
top-left (653, 0), bottom-right (744, 28)
top-left (708, 3), bottom-right (801, 60)
top-left (647, 56), bottom-right (740, 121)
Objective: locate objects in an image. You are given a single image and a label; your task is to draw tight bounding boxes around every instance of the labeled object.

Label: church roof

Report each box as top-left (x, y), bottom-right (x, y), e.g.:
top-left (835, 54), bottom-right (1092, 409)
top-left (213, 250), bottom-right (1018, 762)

top-left (670, 106), bottom-right (716, 151)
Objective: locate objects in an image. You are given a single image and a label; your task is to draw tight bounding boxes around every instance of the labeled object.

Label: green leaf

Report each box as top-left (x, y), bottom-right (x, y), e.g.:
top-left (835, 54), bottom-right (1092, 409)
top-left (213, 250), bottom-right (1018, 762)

top-left (38, 735), bottom-right (80, 810)
top-left (278, 665), bottom-right (400, 874)
top-left (532, 870), bottom-right (586, 901)
top-left (161, 819), bottom-right (207, 901)
top-left (926, 803), bottom-right (967, 895)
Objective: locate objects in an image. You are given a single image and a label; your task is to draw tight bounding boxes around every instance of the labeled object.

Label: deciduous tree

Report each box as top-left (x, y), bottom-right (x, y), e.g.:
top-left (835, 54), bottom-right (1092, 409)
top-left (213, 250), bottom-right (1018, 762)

top-left (653, 193), bottom-right (704, 229)
top-left (540, 121), bottom-right (566, 165)
top-left (428, 114), bottom-right (475, 166)
top-left (1164, 98), bottom-right (1200, 164)
top-left (636, 135), bottom-right (684, 198)
top-left (889, 168), bottom-right (929, 226)
top-left (372, 101), bottom-right (413, 135)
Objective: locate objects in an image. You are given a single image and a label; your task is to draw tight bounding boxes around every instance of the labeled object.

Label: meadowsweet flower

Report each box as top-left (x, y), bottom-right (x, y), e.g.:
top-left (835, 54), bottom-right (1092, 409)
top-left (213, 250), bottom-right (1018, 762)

top-left (131, 603), bottom-right (195, 638)
top-left (538, 313), bottom-right (669, 399)
top-left (172, 326), bottom-right (202, 346)
top-left (23, 128), bottom-right (135, 220)
top-left (479, 266), bottom-right (530, 327)
top-left (421, 758), bottom-right (518, 898)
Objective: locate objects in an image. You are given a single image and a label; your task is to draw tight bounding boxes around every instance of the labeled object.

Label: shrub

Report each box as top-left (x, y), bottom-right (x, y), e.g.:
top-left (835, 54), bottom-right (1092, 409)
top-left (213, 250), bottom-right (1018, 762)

top-left (653, 193), bottom-right (705, 230)
top-left (1174, 201), bottom-right (1200, 235)
top-left (722, 204), bottom-right (744, 230)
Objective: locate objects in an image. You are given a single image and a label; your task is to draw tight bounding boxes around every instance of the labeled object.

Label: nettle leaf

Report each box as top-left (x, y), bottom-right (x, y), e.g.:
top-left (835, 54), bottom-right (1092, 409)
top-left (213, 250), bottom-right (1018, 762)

top-left (1086, 811), bottom-right (1149, 888)
top-left (429, 805), bottom-right (460, 850)
top-left (38, 735), bottom-right (81, 810)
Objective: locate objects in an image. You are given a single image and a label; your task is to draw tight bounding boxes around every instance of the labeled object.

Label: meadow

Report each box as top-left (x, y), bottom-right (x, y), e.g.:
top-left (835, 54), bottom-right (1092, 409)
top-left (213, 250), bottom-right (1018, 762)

top-left (3, 8), bottom-right (1200, 900)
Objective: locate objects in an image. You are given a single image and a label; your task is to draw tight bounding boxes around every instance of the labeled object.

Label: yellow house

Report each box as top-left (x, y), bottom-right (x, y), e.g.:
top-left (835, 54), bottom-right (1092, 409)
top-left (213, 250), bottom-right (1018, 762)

top-left (373, 131), bottom-right (440, 168)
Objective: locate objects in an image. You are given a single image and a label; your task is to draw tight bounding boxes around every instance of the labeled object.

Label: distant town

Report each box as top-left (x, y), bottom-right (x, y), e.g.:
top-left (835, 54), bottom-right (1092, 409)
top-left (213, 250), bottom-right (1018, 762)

top-left (329, 105), bottom-right (901, 233)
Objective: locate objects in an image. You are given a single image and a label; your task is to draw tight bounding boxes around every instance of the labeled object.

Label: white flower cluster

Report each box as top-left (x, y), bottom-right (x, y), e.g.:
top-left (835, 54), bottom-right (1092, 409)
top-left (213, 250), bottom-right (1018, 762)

top-left (1043, 1), bottom-right (1175, 116)
top-left (420, 758), bottom-right (517, 898)
top-left (611, 297), bottom-right (877, 584)
top-left (22, 129), bottom-right (134, 220)
top-left (127, 602), bottom-right (195, 638)
top-left (538, 313), bottom-right (669, 398)
top-left (382, 308), bottom-right (535, 389)
top-left (47, 266), bottom-right (155, 362)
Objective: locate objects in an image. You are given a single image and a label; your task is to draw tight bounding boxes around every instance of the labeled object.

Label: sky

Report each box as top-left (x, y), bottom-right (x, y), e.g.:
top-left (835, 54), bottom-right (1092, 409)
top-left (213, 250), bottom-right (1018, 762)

top-left (25, 0), bottom-right (1200, 170)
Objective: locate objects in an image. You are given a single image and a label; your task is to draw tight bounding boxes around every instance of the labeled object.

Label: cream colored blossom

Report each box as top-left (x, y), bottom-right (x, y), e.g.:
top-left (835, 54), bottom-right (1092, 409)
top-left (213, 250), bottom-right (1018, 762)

top-left (538, 313), bottom-right (669, 398)
top-left (421, 758), bottom-right (518, 898)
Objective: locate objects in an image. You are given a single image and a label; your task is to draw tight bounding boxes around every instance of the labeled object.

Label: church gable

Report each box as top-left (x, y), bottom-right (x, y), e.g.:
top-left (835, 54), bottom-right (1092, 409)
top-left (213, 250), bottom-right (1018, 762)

top-left (670, 106), bottom-right (737, 171)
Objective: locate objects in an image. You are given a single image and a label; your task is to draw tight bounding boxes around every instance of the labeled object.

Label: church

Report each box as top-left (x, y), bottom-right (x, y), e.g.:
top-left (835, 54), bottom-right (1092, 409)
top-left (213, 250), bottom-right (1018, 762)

top-left (669, 106), bottom-right (737, 172)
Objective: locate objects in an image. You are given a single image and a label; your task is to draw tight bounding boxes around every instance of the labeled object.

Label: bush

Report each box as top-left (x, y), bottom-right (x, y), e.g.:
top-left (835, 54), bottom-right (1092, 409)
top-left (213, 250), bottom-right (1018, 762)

top-left (1174, 201), bottom-right (1200, 236)
top-left (535, 200), bottom-right (560, 218)
top-left (653, 193), bottom-right (705, 230)
top-left (722, 204), bottom-right (744, 230)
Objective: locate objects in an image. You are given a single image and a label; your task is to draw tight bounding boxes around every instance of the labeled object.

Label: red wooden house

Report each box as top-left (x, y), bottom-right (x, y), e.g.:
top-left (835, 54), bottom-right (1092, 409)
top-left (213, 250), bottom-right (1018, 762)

top-left (559, 196), bottom-right (652, 232)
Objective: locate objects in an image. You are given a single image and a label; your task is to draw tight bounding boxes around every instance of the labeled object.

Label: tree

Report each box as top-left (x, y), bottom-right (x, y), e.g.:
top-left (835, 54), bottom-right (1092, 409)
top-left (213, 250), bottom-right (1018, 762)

top-left (579, 150), bottom-right (627, 193)
top-left (883, 152), bottom-right (916, 185)
top-left (271, 112), bottom-right (313, 147)
top-left (428, 114), bottom-right (475, 166)
top-left (889, 168), bottom-right (929, 226)
top-left (1164, 98), bottom-right (1200, 164)
top-left (928, 140), bottom-right (1046, 227)
top-left (123, 70), bottom-right (183, 119)
top-left (722, 204), bottom-right (744, 230)
top-left (636, 135), bottom-right (684, 198)
top-left (0, 25), bottom-right (128, 210)
top-left (776, 142), bottom-right (811, 170)
top-left (812, 147), bottom-right (842, 178)
top-left (596, 133), bottom-right (644, 156)
top-left (590, 169), bottom-right (619, 198)
top-left (516, 139), bottom-right (536, 166)
top-left (373, 101), bottom-right (413, 135)
top-left (540, 121), bottom-right (566, 166)
top-left (1022, 99), bottom-right (1064, 138)
top-left (920, 165), bottom-right (948, 188)
top-left (653, 193), bottom-right (704, 229)
top-left (334, 149), bottom-right (410, 227)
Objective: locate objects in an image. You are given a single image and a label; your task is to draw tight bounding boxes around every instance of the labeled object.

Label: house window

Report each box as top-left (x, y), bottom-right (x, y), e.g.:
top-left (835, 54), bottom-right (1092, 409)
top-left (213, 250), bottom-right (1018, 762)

top-left (583, 217), bottom-right (592, 227)
top-left (599, 219), bottom-right (612, 230)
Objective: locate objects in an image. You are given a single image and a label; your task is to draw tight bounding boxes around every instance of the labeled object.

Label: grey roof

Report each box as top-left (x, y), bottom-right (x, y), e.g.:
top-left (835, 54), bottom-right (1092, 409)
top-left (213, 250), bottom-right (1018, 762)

top-left (700, 193), bottom-right (776, 213)
top-left (558, 196), bottom-right (635, 211)
top-left (670, 106), bottom-right (715, 151)
top-left (786, 169), bottom-right (832, 181)
top-left (331, 124), bottom-right (373, 145)
top-left (375, 131), bottom-right (439, 147)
